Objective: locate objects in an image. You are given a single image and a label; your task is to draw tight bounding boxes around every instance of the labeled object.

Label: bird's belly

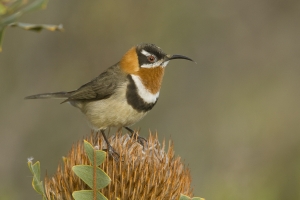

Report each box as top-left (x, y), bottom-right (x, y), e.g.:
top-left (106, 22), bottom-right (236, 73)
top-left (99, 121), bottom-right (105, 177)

top-left (79, 97), bottom-right (147, 130)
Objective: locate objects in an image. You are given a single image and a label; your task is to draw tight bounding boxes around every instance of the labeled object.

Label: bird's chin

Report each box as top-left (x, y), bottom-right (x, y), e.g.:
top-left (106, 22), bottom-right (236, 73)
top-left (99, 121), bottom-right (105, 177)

top-left (162, 61), bottom-right (169, 67)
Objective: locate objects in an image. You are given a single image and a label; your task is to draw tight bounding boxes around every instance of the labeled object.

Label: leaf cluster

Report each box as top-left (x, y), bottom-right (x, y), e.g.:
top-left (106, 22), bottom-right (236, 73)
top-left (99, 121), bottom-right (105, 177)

top-left (0, 0), bottom-right (63, 52)
top-left (72, 140), bottom-right (111, 200)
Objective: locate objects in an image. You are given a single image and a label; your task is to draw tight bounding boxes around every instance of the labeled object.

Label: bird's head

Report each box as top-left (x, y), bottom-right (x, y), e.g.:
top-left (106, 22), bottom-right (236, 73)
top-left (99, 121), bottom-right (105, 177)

top-left (120, 43), bottom-right (194, 74)
top-left (120, 43), bottom-right (195, 96)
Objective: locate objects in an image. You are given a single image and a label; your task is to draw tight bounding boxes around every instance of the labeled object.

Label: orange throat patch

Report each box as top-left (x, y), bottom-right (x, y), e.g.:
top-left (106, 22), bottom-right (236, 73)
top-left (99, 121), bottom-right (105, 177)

top-left (134, 67), bottom-right (165, 94)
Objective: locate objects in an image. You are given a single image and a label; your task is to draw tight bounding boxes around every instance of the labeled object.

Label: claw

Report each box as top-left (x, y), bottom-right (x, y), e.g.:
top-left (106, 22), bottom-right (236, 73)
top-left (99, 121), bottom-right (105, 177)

top-left (106, 144), bottom-right (120, 161)
top-left (125, 127), bottom-right (148, 148)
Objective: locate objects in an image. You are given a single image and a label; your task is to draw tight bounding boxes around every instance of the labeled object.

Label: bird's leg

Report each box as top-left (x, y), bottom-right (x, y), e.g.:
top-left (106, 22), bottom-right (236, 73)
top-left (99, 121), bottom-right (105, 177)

top-left (125, 127), bottom-right (147, 147)
top-left (100, 129), bottom-right (119, 161)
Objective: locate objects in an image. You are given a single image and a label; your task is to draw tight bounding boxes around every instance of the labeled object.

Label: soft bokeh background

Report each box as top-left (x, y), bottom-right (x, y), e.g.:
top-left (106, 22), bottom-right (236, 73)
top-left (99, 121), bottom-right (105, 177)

top-left (1, 1), bottom-right (300, 199)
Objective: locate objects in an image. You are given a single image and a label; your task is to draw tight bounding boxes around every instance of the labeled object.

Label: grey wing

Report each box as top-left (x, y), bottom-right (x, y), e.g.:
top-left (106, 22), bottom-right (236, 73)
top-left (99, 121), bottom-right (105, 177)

top-left (62, 64), bottom-right (124, 103)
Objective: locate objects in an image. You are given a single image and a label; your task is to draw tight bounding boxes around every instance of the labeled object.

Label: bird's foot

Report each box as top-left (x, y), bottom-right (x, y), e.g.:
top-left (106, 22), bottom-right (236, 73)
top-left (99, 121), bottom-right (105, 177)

top-left (125, 127), bottom-right (147, 148)
top-left (131, 132), bottom-right (147, 147)
top-left (100, 130), bottom-right (120, 161)
top-left (106, 143), bottom-right (120, 161)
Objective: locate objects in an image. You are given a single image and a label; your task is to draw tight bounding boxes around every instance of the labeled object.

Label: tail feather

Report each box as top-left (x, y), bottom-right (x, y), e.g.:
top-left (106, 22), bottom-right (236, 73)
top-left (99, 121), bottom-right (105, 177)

top-left (25, 91), bottom-right (72, 100)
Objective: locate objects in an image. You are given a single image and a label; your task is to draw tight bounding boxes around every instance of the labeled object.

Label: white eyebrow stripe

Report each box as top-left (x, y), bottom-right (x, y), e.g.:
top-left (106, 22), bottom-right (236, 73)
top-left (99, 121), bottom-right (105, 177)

top-left (141, 49), bottom-right (152, 57)
top-left (140, 62), bottom-right (159, 68)
top-left (141, 60), bottom-right (168, 68)
top-left (131, 74), bottom-right (160, 104)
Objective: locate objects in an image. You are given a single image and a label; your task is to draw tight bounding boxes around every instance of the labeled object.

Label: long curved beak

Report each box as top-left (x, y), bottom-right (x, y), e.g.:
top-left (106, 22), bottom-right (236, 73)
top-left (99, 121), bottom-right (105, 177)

top-left (165, 54), bottom-right (196, 63)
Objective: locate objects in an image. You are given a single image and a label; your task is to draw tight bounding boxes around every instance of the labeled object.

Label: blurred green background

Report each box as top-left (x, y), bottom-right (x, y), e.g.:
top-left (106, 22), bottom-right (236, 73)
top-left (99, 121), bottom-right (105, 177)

top-left (1, 0), bottom-right (300, 199)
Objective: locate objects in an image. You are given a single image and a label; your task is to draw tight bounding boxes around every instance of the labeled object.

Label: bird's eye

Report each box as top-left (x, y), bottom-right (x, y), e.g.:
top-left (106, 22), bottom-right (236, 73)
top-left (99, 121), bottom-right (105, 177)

top-left (147, 55), bottom-right (156, 63)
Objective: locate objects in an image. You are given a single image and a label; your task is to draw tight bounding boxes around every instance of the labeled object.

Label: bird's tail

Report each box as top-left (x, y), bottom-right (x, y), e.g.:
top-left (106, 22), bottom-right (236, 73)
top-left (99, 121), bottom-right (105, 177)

top-left (25, 91), bottom-right (72, 100)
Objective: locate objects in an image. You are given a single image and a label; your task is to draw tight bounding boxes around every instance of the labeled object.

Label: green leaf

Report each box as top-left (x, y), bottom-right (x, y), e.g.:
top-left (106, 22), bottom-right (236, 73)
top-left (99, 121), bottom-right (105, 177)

top-left (0, 0), bottom-right (58, 52)
top-left (72, 190), bottom-right (107, 200)
top-left (27, 160), bottom-right (46, 198)
top-left (32, 175), bottom-right (44, 195)
top-left (179, 194), bottom-right (204, 200)
top-left (0, 0), bottom-right (49, 25)
top-left (72, 165), bottom-right (111, 190)
top-left (8, 22), bottom-right (63, 32)
top-left (84, 140), bottom-right (106, 166)
top-left (30, 161), bottom-right (41, 180)
top-left (180, 194), bottom-right (192, 200)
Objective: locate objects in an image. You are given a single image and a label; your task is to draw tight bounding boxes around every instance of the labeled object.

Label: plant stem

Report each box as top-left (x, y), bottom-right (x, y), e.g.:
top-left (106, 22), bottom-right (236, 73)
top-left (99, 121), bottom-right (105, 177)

top-left (93, 147), bottom-right (97, 200)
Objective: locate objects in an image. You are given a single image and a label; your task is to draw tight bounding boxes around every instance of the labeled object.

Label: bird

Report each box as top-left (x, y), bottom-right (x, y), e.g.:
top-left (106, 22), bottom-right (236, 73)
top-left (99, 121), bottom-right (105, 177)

top-left (25, 43), bottom-right (195, 159)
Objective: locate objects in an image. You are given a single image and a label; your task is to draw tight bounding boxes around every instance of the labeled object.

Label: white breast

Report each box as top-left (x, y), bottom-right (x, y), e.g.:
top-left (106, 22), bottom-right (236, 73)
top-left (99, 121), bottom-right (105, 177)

top-left (77, 84), bottom-right (147, 130)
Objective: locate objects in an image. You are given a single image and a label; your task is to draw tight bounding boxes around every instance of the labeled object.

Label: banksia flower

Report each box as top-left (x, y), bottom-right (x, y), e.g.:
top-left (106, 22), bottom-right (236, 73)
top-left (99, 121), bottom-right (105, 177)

top-left (45, 131), bottom-right (193, 200)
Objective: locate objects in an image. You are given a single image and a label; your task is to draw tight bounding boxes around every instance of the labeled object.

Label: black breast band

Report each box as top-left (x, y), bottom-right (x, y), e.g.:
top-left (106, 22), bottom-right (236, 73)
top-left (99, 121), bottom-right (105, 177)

top-left (126, 75), bottom-right (157, 112)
